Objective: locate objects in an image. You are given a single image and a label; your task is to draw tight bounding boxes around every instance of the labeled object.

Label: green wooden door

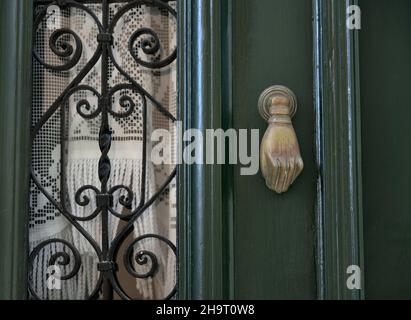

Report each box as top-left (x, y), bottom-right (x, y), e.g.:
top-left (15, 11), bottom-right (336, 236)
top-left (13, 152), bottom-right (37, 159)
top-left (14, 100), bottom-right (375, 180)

top-left (228, 0), bottom-right (411, 300)
top-left (360, 0), bottom-right (411, 299)
top-left (4, 0), bottom-right (411, 300)
top-left (232, 0), bottom-right (317, 299)
top-left (180, 0), bottom-right (364, 300)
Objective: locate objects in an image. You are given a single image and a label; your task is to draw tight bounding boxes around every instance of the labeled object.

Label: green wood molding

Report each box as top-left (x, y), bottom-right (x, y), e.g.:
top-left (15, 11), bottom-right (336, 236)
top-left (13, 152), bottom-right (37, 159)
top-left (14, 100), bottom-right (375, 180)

top-left (221, 0), bottom-right (234, 300)
top-left (178, 0), bottom-right (232, 299)
top-left (313, 0), bottom-right (364, 299)
top-left (0, 0), bottom-right (33, 300)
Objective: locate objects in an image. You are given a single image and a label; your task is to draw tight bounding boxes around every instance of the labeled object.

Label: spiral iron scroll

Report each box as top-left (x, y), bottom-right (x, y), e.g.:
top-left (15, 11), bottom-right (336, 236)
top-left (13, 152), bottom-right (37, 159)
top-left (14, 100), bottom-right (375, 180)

top-left (29, 0), bottom-right (177, 300)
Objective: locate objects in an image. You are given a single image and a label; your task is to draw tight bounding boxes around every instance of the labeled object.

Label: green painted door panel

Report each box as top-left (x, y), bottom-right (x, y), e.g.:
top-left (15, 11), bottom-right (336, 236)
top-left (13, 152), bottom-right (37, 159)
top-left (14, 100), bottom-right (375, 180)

top-left (360, 0), bottom-right (411, 299)
top-left (0, 0), bottom-right (32, 299)
top-left (232, 0), bottom-right (316, 299)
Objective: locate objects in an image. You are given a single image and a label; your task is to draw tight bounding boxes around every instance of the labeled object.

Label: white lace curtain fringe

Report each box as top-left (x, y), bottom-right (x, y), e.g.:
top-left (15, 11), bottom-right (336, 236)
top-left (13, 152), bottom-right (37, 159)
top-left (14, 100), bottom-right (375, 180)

top-left (30, 159), bottom-right (175, 300)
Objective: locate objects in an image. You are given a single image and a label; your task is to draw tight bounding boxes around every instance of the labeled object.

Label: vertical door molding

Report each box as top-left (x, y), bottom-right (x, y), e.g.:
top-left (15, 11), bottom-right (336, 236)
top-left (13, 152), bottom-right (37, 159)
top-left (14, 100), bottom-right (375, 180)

top-left (178, 0), bottom-right (233, 299)
top-left (313, 0), bottom-right (364, 299)
top-left (0, 0), bottom-right (33, 300)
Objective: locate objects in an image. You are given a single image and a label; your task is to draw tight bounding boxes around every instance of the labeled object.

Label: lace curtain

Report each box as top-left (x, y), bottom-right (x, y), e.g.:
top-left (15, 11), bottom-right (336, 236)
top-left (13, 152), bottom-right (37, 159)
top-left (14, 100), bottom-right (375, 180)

top-left (29, 1), bottom-right (177, 300)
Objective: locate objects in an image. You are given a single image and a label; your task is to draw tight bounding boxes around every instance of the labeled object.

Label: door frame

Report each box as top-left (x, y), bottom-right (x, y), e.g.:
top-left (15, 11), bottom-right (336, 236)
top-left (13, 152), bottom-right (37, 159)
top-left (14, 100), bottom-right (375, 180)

top-left (177, 0), bottom-right (233, 300)
top-left (313, 0), bottom-right (364, 300)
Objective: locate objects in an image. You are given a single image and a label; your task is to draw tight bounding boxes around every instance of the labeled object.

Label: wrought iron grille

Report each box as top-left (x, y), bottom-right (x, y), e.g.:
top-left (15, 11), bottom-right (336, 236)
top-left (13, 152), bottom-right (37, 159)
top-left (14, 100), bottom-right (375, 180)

top-left (29, 0), bottom-right (177, 300)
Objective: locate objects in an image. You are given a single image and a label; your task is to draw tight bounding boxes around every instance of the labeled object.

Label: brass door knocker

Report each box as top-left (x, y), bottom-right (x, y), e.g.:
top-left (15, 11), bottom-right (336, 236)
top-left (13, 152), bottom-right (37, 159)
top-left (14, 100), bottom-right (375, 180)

top-left (258, 85), bottom-right (304, 193)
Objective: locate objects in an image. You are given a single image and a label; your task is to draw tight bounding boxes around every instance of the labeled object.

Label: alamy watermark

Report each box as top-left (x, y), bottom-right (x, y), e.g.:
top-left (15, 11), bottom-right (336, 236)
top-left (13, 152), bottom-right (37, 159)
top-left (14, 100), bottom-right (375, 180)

top-left (347, 5), bottom-right (361, 30)
top-left (40, 4), bottom-right (364, 177)
top-left (46, 5), bottom-right (61, 30)
top-left (151, 122), bottom-right (260, 176)
top-left (46, 265), bottom-right (62, 290)
top-left (346, 265), bottom-right (361, 290)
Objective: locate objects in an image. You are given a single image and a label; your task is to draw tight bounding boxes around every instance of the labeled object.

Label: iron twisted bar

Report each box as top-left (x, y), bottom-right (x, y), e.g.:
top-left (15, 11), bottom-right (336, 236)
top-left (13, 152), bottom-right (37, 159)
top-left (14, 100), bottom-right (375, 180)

top-left (30, 0), bottom-right (178, 300)
top-left (98, 0), bottom-right (113, 300)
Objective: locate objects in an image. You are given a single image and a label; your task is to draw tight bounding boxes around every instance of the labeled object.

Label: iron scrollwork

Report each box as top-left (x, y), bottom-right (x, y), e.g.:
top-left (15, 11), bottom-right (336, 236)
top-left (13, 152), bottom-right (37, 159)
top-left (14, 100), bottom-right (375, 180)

top-left (29, 0), bottom-right (177, 300)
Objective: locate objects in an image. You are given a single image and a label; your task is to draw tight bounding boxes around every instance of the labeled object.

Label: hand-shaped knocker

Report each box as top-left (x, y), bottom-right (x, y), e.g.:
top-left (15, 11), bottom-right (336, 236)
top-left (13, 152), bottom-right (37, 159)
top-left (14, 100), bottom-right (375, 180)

top-left (258, 85), bottom-right (304, 193)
